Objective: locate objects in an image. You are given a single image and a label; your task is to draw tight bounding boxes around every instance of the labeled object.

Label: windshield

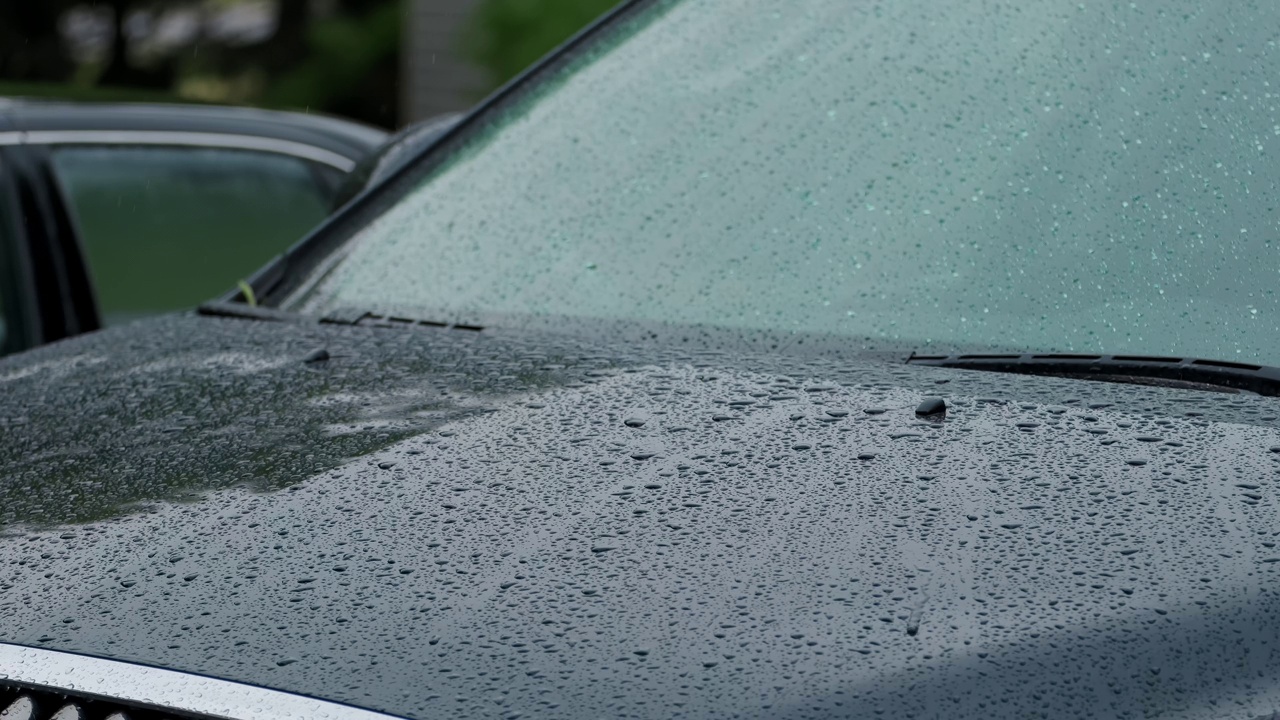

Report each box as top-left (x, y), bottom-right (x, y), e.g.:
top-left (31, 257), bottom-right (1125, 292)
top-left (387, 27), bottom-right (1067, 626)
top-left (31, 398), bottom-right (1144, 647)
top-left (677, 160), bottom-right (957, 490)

top-left (288, 0), bottom-right (1280, 363)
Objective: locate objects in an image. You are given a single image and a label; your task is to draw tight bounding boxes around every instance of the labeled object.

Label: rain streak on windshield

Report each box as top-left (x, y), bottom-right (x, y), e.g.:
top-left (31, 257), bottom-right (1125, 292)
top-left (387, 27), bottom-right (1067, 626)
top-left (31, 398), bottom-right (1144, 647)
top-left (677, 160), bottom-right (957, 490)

top-left (291, 0), bottom-right (1280, 363)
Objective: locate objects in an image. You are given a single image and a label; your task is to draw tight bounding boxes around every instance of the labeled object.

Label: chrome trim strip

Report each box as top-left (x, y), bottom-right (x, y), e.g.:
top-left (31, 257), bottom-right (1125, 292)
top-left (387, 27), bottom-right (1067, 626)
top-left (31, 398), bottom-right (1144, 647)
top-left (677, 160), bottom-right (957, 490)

top-left (0, 130), bottom-right (357, 171)
top-left (0, 643), bottom-right (401, 720)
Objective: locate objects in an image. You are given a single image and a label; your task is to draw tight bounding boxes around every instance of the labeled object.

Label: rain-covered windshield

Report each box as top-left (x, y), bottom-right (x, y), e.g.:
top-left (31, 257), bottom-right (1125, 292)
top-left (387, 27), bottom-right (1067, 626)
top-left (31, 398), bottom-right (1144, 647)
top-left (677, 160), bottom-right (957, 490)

top-left (288, 0), bottom-right (1280, 363)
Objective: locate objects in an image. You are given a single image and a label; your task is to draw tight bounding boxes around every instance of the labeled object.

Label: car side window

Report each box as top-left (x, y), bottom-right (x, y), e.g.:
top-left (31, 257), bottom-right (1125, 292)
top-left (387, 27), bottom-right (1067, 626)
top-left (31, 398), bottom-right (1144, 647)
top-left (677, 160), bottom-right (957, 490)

top-left (49, 146), bottom-right (332, 326)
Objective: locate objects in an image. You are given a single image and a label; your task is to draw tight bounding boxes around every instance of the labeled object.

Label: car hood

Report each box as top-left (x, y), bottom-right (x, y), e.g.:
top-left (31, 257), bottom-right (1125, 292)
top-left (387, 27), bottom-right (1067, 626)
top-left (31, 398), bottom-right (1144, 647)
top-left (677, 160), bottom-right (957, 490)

top-left (3, 313), bottom-right (1280, 719)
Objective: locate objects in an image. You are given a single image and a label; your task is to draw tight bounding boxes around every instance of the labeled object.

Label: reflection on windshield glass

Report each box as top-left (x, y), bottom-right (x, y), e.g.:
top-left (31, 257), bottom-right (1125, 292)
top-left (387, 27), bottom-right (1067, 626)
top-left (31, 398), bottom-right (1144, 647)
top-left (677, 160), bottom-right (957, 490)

top-left (292, 0), bottom-right (1280, 363)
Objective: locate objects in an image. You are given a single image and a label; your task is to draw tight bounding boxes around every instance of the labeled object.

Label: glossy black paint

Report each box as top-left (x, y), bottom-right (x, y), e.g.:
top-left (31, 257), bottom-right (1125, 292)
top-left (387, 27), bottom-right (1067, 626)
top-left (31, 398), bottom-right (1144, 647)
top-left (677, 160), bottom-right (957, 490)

top-left (3, 312), bottom-right (1280, 718)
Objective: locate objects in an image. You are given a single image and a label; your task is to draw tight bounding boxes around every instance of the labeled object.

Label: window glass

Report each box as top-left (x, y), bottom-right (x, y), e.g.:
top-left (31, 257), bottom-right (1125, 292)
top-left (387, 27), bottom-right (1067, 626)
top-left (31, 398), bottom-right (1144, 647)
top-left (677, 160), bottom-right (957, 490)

top-left (292, 0), bottom-right (1280, 364)
top-left (52, 146), bottom-right (331, 326)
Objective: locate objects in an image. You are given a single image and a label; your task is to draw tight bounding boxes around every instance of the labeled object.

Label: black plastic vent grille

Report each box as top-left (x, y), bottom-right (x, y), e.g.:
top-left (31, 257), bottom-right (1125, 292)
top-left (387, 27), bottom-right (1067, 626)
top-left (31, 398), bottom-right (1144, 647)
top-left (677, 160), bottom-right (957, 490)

top-left (319, 309), bottom-right (483, 332)
top-left (0, 685), bottom-right (203, 720)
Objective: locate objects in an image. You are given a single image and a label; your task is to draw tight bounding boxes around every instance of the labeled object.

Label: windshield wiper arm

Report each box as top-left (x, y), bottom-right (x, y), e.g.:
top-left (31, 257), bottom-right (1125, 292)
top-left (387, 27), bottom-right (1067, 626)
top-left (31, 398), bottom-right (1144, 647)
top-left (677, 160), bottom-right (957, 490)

top-left (197, 300), bottom-right (301, 323)
top-left (197, 302), bottom-right (484, 333)
top-left (906, 352), bottom-right (1280, 396)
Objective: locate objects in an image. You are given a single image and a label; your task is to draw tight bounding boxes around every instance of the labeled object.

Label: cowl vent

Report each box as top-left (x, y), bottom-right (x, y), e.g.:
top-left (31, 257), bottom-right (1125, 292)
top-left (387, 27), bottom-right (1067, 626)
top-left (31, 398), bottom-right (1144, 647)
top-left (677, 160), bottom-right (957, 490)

top-left (0, 644), bottom-right (399, 720)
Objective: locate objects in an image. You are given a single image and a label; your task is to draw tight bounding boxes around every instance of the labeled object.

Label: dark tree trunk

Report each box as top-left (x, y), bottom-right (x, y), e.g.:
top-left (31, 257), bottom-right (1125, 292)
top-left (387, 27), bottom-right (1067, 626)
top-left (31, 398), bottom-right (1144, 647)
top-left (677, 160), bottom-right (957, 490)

top-left (97, 0), bottom-right (175, 89)
top-left (238, 0), bottom-right (311, 75)
top-left (95, 0), bottom-right (134, 85)
top-left (0, 2), bottom-right (76, 81)
top-left (271, 0), bottom-right (312, 68)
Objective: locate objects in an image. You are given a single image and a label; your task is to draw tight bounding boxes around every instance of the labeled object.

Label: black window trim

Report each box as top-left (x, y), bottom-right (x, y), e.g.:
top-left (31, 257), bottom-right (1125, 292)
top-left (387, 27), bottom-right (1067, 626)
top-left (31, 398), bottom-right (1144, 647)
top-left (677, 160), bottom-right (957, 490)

top-left (0, 153), bottom-right (38, 354)
top-left (0, 143), bottom-right (100, 351)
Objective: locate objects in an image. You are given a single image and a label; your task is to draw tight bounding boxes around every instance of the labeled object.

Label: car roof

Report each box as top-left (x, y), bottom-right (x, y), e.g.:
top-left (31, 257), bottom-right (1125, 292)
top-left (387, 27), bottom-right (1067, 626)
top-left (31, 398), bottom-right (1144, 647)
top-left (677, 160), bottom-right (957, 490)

top-left (0, 99), bottom-right (387, 168)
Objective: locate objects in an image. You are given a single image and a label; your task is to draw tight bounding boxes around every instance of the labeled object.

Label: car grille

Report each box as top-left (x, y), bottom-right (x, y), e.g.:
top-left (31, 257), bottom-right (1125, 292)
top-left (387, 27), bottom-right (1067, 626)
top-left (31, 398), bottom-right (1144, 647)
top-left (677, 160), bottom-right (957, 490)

top-left (0, 685), bottom-right (199, 719)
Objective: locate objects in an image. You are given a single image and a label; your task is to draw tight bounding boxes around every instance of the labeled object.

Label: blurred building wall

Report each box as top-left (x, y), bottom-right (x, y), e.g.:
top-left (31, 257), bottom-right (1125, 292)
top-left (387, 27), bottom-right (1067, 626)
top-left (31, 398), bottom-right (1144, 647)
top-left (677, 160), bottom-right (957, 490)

top-left (401, 0), bottom-right (488, 123)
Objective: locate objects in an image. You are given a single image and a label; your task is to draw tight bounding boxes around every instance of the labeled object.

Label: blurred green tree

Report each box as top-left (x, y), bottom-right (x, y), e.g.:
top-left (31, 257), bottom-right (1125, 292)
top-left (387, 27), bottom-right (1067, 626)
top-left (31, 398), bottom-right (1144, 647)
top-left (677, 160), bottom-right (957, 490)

top-left (0, 0), bottom-right (402, 128)
top-left (258, 0), bottom-right (402, 127)
top-left (464, 0), bottom-right (617, 89)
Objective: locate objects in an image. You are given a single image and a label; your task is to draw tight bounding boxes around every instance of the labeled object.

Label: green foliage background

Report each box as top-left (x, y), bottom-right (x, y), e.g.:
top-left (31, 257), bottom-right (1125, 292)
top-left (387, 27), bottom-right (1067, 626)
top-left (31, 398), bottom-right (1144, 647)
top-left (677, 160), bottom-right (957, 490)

top-left (258, 1), bottom-right (402, 124)
top-left (465, 0), bottom-right (618, 89)
top-left (0, 0), bottom-right (402, 128)
top-left (0, 0), bottom-right (622, 125)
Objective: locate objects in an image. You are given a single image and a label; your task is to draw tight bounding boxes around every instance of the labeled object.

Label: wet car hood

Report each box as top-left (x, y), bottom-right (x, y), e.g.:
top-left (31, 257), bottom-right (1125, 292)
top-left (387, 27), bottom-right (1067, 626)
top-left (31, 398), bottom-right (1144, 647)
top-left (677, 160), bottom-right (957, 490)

top-left (3, 312), bottom-right (1280, 719)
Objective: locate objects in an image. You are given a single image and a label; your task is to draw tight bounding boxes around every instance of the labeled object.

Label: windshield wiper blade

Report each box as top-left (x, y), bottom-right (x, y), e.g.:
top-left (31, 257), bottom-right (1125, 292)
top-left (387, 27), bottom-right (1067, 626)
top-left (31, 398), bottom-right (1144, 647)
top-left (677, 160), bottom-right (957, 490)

top-left (906, 352), bottom-right (1280, 396)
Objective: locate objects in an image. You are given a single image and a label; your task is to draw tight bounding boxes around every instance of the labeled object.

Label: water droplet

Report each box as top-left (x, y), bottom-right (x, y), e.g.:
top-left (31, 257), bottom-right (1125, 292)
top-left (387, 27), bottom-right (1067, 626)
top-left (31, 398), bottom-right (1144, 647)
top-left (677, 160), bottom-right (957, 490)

top-left (915, 397), bottom-right (946, 416)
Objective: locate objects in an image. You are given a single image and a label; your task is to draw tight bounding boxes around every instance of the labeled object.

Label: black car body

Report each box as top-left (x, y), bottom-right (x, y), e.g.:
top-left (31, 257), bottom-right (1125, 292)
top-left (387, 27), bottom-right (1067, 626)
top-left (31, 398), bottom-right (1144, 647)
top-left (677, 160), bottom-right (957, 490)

top-left (0, 100), bottom-right (387, 355)
top-left (4, 1), bottom-right (1280, 719)
top-left (5, 311), bottom-right (1280, 720)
